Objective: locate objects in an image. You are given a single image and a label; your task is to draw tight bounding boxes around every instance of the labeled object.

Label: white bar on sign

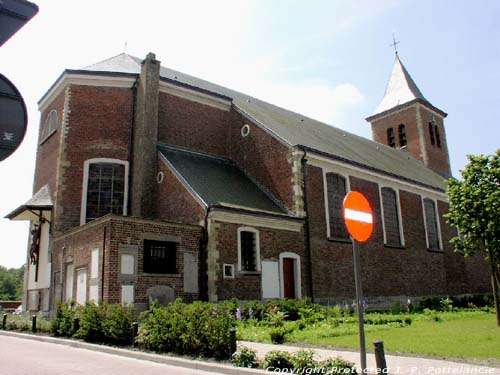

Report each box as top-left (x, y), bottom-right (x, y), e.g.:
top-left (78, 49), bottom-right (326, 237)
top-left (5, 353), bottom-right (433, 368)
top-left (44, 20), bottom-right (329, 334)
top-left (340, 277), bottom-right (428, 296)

top-left (344, 208), bottom-right (373, 223)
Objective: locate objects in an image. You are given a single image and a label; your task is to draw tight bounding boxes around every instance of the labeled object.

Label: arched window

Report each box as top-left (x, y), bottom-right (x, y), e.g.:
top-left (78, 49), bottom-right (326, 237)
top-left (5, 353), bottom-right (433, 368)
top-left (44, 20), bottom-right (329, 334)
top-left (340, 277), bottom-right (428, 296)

top-left (398, 124), bottom-right (407, 147)
top-left (428, 122), bottom-right (435, 146)
top-left (422, 198), bottom-right (441, 251)
top-left (81, 159), bottom-right (129, 224)
top-left (40, 110), bottom-right (58, 143)
top-left (387, 128), bottom-right (395, 148)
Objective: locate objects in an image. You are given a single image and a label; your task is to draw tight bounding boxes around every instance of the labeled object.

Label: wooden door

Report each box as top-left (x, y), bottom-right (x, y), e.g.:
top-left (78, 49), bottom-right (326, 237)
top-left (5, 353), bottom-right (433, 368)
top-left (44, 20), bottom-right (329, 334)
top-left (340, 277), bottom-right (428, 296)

top-left (283, 258), bottom-right (295, 299)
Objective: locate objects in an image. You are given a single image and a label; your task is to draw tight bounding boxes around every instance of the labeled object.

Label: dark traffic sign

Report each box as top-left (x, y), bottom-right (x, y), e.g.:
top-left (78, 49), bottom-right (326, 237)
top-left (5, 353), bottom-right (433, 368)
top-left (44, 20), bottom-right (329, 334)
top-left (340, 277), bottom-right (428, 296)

top-left (0, 74), bottom-right (27, 161)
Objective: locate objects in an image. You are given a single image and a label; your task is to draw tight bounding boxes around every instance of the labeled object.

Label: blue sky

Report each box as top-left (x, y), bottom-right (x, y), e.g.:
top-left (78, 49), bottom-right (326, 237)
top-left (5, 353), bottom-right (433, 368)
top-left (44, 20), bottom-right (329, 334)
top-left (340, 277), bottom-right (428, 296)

top-left (0, 0), bottom-right (499, 268)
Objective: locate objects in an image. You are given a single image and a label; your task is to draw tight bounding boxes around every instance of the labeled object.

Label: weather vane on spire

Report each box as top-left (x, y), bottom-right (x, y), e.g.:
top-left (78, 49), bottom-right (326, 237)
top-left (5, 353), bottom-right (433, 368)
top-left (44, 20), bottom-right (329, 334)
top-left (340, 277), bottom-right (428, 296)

top-left (390, 32), bottom-right (400, 55)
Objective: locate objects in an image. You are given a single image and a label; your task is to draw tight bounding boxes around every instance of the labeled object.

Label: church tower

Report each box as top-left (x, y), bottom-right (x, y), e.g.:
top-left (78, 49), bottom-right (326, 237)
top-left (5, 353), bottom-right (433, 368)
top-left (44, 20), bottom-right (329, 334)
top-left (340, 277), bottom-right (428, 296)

top-left (366, 54), bottom-right (452, 177)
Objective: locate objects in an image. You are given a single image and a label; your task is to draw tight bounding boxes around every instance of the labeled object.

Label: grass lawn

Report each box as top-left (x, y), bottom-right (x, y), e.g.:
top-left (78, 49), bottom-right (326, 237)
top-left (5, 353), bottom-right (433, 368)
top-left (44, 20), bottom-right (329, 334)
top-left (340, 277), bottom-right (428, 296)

top-left (238, 311), bottom-right (500, 359)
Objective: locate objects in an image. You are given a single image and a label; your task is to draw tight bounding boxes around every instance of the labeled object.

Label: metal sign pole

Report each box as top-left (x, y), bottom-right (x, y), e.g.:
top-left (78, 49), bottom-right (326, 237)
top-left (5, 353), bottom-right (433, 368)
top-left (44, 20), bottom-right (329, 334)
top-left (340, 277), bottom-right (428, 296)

top-left (353, 240), bottom-right (367, 371)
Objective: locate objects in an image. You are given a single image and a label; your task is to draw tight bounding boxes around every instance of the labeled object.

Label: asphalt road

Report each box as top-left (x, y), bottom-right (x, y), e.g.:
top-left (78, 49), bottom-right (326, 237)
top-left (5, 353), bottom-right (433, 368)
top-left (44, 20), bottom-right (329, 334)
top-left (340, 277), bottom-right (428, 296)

top-left (0, 335), bottom-right (222, 375)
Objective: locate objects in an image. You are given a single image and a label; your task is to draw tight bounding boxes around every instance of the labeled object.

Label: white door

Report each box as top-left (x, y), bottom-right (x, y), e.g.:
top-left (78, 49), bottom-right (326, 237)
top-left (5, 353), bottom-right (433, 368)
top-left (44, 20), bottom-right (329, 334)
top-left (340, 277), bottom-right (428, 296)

top-left (65, 264), bottom-right (74, 302)
top-left (76, 268), bottom-right (87, 305)
top-left (261, 260), bottom-right (280, 299)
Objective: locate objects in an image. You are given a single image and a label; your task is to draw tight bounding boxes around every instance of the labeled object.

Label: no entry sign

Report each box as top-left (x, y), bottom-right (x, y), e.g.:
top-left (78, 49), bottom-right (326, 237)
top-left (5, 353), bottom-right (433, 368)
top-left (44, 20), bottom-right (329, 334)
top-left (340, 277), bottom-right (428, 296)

top-left (343, 191), bottom-right (373, 243)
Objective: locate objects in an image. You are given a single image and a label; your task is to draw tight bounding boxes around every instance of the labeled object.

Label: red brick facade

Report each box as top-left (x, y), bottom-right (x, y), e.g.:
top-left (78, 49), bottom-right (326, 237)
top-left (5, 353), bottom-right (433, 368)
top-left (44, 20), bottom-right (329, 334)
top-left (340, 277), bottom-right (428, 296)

top-left (20, 55), bottom-right (490, 315)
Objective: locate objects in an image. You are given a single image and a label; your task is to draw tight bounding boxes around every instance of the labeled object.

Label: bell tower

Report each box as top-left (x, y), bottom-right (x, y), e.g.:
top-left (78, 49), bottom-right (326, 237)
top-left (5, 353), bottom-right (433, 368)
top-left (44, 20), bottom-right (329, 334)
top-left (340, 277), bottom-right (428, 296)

top-left (366, 54), bottom-right (452, 178)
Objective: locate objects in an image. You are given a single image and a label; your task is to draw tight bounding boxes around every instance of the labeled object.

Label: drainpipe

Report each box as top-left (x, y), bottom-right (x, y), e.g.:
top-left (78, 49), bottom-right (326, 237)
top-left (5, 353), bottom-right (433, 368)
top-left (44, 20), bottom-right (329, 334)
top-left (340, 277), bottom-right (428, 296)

top-left (100, 225), bottom-right (107, 302)
top-left (301, 149), bottom-right (314, 302)
top-left (199, 206), bottom-right (212, 302)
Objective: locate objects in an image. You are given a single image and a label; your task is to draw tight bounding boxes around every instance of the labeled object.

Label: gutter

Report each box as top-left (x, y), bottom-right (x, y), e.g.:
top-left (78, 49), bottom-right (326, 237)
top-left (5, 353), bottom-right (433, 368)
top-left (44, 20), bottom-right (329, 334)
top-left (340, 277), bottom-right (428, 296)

top-left (128, 77), bottom-right (139, 215)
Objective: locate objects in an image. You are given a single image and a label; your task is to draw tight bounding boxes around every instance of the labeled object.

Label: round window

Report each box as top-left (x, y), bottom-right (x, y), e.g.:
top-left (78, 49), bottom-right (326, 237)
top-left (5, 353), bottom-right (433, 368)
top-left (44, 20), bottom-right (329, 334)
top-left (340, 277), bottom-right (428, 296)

top-left (157, 171), bottom-right (164, 184)
top-left (241, 124), bottom-right (250, 137)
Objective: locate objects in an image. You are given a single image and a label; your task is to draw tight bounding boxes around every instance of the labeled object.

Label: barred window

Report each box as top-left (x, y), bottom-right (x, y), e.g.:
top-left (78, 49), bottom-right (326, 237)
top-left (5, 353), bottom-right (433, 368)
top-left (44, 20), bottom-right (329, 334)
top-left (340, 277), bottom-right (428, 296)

top-left (423, 198), bottom-right (441, 250)
top-left (326, 173), bottom-right (349, 240)
top-left (85, 162), bottom-right (126, 223)
top-left (238, 228), bottom-right (260, 272)
top-left (381, 187), bottom-right (402, 247)
top-left (143, 240), bottom-right (177, 274)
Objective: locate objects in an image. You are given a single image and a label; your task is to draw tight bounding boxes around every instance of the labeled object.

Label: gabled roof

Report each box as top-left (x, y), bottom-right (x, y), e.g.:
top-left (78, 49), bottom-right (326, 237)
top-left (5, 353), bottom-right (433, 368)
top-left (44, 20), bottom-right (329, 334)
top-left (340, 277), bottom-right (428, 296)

top-left (5, 184), bottom-right (53, 220)
top-left (158, 144), bottom-right (287, 215)
top-left (80, 53), bottom-right (447, 192)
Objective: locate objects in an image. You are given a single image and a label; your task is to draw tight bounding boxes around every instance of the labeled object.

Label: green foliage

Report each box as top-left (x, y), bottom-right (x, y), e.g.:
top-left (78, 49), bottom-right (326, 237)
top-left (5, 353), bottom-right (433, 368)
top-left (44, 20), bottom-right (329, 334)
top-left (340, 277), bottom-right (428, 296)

top-left (445, 151), bottom-right (500, 324)
top-left (319, 357), bottom-right (357, 373)
top-left (76, 302), bottom-right (105, 342)
top-left (0, 265), bottom-right (24, 301)
top-left (291, 349), bottom-right (318, 373)
top-left (231, 345), bottom-right (258, 368)
top-left (5, 315), bottom-right (30, 331)
top-left (269, 327), bottom-right (288, 344)
top-left (136, 299), bottom-right (235, 360)
top-left (102, 303), bottom-right (135, 344)
top-left (261, 350), bottom-right (294, 371)
top-left (51, 301), bottom-right (79, 337)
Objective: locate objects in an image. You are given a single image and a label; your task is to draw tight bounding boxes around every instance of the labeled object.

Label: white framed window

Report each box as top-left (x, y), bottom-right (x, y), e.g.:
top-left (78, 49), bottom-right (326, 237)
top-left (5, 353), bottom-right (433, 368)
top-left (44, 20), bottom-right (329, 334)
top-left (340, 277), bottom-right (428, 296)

top-left (323, 170), bottom-right (350, 240)
top-left (237, 227), bottom-right (260, 272)
top-left (379, 186), bottom-right (405, 247)
top-left (422, 197), bottom-right (442, 251)
top-left (80, 158), bottom-right (129, 224)
top-left (223, 264), bottom-right (235, 279)
top-left (40, 109), bottom-right (58, 144)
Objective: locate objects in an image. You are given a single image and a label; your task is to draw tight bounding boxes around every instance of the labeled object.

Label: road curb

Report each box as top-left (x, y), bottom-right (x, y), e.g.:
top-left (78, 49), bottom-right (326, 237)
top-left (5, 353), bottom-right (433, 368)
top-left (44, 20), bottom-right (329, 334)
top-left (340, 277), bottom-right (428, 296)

top-left (0, 331), bottom-right (265, 375)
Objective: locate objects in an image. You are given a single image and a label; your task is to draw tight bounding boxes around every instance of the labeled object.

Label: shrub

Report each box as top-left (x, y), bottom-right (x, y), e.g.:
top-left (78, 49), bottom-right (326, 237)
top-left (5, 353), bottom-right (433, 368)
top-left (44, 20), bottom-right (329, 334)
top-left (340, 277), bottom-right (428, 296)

top-left (292, 349), bottom-right (319, 373)
top-left (319, 357), bottom-right (356, 373)
top-left (102, 304), bottom-right (135, 344)
top-left (51, 301), bottom-right (79, 337)
top-left (136, 300), bottom-right (235, 360)
top-left (76, 302), bottom-right (105, 342)
top-left (262, 350), bottom-right (294, 371)
top-left (6, 315), bottom-right (30, 331)
top-left (269, 327), bottom-right (287, 344)
top-left (231, 345), bottom-right (258, 368)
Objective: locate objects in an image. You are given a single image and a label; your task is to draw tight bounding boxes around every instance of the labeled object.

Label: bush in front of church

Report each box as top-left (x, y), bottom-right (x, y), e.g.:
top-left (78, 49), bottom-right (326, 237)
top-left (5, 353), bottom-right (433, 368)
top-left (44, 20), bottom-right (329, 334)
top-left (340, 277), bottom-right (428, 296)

top-left (135, 299), bottom-right (236, 360)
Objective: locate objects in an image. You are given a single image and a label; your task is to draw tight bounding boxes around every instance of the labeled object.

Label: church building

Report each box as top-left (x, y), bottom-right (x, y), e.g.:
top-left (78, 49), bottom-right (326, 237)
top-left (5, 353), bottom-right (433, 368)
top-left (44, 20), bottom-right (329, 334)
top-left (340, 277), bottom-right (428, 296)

top-left (6, 52), bottom-right (489, 315)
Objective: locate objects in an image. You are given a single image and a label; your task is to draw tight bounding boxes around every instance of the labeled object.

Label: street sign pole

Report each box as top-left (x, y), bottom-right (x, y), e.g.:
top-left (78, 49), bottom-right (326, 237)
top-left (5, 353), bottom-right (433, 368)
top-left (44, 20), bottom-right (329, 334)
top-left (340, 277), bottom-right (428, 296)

top-left (343, 191), bottom-right (373, 374)
top-left (352, 239), bottom-right (367, 372)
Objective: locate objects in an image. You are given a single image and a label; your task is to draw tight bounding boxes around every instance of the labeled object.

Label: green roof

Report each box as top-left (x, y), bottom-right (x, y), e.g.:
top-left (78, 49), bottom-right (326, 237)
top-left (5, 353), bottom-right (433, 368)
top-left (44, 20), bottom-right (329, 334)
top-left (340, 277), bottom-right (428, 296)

top-left (158, 145), bottom-right (287, 214)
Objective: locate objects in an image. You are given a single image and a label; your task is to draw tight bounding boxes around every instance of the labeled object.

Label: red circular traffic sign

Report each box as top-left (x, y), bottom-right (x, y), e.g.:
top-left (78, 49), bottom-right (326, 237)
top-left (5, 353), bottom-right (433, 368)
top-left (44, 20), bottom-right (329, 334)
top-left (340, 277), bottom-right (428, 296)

top-left (343, 191), bottom-right (373, 243)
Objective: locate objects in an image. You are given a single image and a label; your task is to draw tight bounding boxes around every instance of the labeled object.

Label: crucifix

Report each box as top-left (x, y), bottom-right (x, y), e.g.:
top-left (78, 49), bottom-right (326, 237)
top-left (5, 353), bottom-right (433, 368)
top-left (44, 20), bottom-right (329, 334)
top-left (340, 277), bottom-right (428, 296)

top-left (390, 33), bottom-right (400, 55)
top-left (30, 216), bottom-right (46, 282)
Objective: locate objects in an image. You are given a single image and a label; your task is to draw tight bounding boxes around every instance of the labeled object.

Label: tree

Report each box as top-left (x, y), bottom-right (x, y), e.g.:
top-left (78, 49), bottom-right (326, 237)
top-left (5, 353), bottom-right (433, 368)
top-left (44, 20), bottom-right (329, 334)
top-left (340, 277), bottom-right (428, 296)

top-left (0, 265), bottom-right (24, 301)
top-left (445, 150), bottom-right (500, 327)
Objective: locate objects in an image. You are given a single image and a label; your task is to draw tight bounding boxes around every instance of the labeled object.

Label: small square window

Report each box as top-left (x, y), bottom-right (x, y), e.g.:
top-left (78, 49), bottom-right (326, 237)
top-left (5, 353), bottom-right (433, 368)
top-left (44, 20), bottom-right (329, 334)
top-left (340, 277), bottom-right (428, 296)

top-left (223, 264), bottom-right (234, 279)
top-left (143, 240), bottom-right (177, 274)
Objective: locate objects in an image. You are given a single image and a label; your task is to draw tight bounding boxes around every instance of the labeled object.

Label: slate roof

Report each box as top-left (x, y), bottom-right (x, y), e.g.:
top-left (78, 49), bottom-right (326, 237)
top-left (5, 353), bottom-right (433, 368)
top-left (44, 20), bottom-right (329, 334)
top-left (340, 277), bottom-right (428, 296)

top-left (158, 144), bottom-right (287, 214)
top-left (81, 53), bottom-right (447, 191)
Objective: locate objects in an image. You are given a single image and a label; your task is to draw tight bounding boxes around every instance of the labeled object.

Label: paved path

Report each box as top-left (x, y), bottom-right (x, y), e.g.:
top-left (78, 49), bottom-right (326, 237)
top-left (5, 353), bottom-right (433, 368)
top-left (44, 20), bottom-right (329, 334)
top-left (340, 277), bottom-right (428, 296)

top-left (0, 331), bottom-right (498, 375)
top-left (241, 341), bottom-right (500, 375)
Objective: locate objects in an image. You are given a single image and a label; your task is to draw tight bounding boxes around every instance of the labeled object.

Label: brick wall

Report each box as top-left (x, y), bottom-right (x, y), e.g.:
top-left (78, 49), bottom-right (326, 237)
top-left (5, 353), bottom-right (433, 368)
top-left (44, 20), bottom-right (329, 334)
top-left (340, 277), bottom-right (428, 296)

top-left (33, 89), bottom-right (66, 198)
top-left (305, 164), bottom-right (490, 303)
top-left (215, 221), bottom-right (307, 301)
top-left (52, 216), bottom-right (203, 310)
top-left (55, 85), bottom-right (133, 233)
top-left (369, 104), bottom-right (451, 176)
top-left (157, 91), bottom-right (295, 212)
top-left (155, 155), bottom-right (206, 225)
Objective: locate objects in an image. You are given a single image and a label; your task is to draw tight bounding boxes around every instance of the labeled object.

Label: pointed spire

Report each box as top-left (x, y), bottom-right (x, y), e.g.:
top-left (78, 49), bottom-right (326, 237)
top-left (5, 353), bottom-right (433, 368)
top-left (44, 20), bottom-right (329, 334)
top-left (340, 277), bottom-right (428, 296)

top-left (371, 55), bottom-right (428, 116)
